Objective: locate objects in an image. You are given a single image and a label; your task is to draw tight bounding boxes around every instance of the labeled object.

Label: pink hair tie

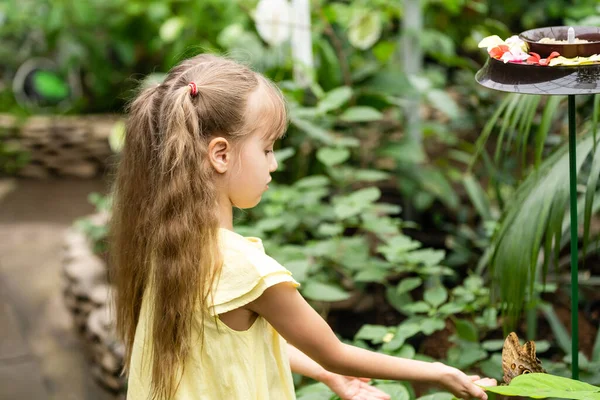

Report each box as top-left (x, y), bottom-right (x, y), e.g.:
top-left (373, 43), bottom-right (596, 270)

top-left (188, 82), bottom-right (198, 97)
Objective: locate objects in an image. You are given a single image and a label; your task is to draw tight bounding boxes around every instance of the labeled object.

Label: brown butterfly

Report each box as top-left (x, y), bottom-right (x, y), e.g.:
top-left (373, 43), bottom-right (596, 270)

top-left (501, 332), bottom-right (546, 384)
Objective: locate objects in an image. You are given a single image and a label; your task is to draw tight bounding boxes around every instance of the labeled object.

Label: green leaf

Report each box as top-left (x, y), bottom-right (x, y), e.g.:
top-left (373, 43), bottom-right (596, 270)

top-left (334, 187), bottom-right (381, 220)
top-left (583, 142), bottom-right (600, 258)
top-left (483, 373), bottom-right (600, 399)
top-left (256, 217), bottom-right (286, 232)
top-left (295, 175), bottom-right (330, 189)
top-left (302, 281), bottom-right (351, 302)
top-left (393, 344), bottom-right (416, 359)
top-left (438, 302), bottom-right (464, 315)
top-left (447, 343), bottom-right (487, 369)
top-left (405, 249), bottom-right (445, 266)
top-left (317, 223), bottom-right (343, 237)
top-left (32, 71), bottom-right (69, 100)
top-left (353, 169), bottom-right (391, 182)
top-left (454, 319), bottom-right (478, 342)
top-left (160, 17), bottom-right (186, 43)
top-left (401, 301), bottom-right (431, 314)
top-left (424, 286), bottom-right (448, 308)
top-left (426, 89), bottom-right (460, 119)
top-left (275, 147), bottom-right (296, 164)
top-left (340, 106), bottom-right (383, 122)
top-left (382, 333), bottom-right (406, 352)
top-left (534, 96), bottom-right (563, 167)
top-left (285, 260), bottom-right (309, 283)
top-left (593, 324), bottom-right (600, 362)
top-left (381, 137), bottom-right (426, 164)
top-left (291, 118), bottom-right (335, 144)
top-left (463, 173), bottom-right (492, 221)
top-left (355, 324), bottom-right (389, 343)
top-left (354, 267), bottom-right (387, 282)
top-left (479, 353), bottom-right (504, 382)
top-left (295, 382), bottom-right (333, 399)
top-left (348, 11), bottom-right (382, 50)
top-left (539, 303), bottom-right (572, 355)
top-left (420, 317), bottom-right (445, 334)
top-left (417, 393), bottom-right (455, 400)
top-left (373, 41), bottom-right (397, 63)
top-left (482, 339), bottom-right (505, 351)
top-left (317, 86), bottom-right (352, 113)
top-left (396, 277), bottom-right (423, 294)
top-left (374, 383), bottom-right (410, 400)
top-left (491, 134), bottom-right (596, 329)
top-left (316, 147), bottom-right (350, 167)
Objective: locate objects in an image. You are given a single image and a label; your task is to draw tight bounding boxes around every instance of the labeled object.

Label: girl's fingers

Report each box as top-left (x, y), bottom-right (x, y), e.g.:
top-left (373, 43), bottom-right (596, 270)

top-left (345, 376), bottom-right (371, 383)
top-left (470, 385), bottom-right (488, 400)
top-left (469, 375), bottom-right (481, 381)
top-left (474, 377), bottom-right (498, 387)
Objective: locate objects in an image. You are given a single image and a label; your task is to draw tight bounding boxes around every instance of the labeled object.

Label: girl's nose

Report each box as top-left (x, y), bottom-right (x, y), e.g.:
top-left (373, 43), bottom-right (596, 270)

top-left (269, 155), bottom-right (278, 172)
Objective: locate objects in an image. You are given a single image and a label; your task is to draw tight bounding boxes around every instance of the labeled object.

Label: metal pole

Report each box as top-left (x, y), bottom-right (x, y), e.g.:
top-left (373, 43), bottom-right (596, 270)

top-left (401, 0), bottom-right (422, 143)
top-left (567, 94), bottom-right (579, 380)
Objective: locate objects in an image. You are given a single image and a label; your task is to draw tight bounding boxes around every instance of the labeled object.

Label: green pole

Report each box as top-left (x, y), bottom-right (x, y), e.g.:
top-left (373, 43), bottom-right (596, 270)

top-left (568, 94), bottom-right (579, 380)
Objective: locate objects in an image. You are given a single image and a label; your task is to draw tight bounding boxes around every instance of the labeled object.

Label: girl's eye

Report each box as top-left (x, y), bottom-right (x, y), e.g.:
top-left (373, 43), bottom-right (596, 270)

top-left (265, 150), bottom-right (273, 155)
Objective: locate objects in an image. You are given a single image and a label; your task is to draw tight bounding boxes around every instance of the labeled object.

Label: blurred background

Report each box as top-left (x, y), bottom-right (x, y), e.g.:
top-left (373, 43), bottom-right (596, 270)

top-left (1, 0), bottom-right (600, 399)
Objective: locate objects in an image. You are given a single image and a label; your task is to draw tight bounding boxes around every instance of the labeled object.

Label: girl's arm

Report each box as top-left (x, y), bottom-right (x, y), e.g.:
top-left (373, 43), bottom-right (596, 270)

top-left (248, 283), bottom-right (494, 400)
top-left (287, 343), bottom-right (391, 400)
top-left (287, 342), bottom-right (329, 382)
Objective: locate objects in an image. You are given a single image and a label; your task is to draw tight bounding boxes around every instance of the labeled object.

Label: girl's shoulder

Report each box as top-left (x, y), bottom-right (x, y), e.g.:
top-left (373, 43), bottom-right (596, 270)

top-left (210, 228), bottom-right (299, 315)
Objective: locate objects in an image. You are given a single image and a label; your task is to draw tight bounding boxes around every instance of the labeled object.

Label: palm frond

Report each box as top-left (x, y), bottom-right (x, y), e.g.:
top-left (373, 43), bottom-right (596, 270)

top-left (488, 131), bottom-right (597, 331)
top-left (534, 96), bottom-right (563, 167)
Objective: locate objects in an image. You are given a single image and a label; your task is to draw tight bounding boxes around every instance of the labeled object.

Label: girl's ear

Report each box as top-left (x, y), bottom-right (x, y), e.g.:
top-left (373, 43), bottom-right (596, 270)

top-left (208, 137), bottom-right (231, 174)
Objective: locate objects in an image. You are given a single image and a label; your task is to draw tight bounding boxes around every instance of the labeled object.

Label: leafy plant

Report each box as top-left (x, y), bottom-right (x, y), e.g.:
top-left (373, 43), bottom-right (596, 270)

top-left (74, 193), bottom-right (111, 254)
top-left (484, 373), bottom-right (600, 399)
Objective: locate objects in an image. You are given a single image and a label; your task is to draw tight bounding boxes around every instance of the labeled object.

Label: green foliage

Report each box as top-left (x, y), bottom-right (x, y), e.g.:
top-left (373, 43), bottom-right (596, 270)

top-left (484, 373), bottom-right (600, 399)
top-left (74, 193), bottom-right (112, 254)
top-left (40, 0), bottom-right (600, 396)
top-left (0, 136), bottom-right (29, 175)
top-left (0, 0), bottom-right (249, 112)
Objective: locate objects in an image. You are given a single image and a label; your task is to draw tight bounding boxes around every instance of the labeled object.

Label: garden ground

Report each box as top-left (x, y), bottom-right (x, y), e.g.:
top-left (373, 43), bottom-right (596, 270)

top-left (0, 178), bottom-right (114, 400)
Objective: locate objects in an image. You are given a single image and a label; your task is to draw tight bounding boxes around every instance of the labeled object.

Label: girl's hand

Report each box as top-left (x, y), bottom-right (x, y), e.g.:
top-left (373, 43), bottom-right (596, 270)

top-left (323, 373), bottom-right (391, 400)
top-left (434, 363), bottom-right (497, 400)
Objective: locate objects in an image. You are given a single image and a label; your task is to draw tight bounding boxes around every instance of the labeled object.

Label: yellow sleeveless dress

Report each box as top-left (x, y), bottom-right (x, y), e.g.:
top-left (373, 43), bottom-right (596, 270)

top-left (126, 228), bottom-right (300, 399)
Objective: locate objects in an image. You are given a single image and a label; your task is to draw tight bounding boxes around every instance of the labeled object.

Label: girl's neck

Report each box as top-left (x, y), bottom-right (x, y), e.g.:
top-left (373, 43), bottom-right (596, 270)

top-left (218, 196), bottom-right (234, 230)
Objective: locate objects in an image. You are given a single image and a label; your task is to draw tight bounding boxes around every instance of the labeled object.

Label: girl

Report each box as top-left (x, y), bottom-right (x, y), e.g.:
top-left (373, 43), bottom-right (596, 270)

top-left (111, 54), bottom-right (496, 400)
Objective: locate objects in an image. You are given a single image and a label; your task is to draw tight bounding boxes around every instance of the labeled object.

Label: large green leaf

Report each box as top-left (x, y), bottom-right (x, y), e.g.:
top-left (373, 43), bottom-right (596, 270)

top-left (317, 86), bottom-right (352, 113)
top-left (483, 373), bottom-right (600, 399)
top-left (316, 147), bottom-right (350, 167)
top-left (348, 11), bottom-right (382, 50)
top-left (374, 383), bottom-right (410, 400)
top-left (426, 89), bottom-right (459, 119)
top-left (463, 173), bottom-right (492, 221)
top-left (291, 118), bottom-right (336, 144)
top-left (159, 17), bottom-right (186, 42)
top-left (489, 132), bottom-right (596, 329)
top-left (424, 285), bottom-right (448, 308)
top-left (354, 325), bottom-right (389, 343)
top-left (396, 277), bottom-right (423, 294)
top-left (340, 106), bottom-right (383, 122)
top-left (301, 281), bottom-right (351, 302)
top-left (417, 393), bottom-right (454, 400)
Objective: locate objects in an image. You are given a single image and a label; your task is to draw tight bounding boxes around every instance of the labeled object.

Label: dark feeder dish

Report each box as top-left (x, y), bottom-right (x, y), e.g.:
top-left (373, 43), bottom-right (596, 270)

top-left (520, 26), bottom-right (600, 58)
top-left (475, 26), bottom-right (600, 380)
top-left (476, 26), bottom-right (600, 95)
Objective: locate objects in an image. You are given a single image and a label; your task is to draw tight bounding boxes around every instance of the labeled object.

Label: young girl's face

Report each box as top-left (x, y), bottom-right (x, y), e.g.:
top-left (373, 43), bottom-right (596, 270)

top-left (227, 132), bottom-right (278, 209)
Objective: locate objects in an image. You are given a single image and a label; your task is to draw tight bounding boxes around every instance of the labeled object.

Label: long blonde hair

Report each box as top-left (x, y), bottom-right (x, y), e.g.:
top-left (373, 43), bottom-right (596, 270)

top-left (110, 54), bottom-right (287, 400)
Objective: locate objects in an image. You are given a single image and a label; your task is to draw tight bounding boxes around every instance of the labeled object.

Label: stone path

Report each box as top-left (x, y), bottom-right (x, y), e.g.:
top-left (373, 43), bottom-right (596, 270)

top-left (0, 178), bottom-right (115, 400)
